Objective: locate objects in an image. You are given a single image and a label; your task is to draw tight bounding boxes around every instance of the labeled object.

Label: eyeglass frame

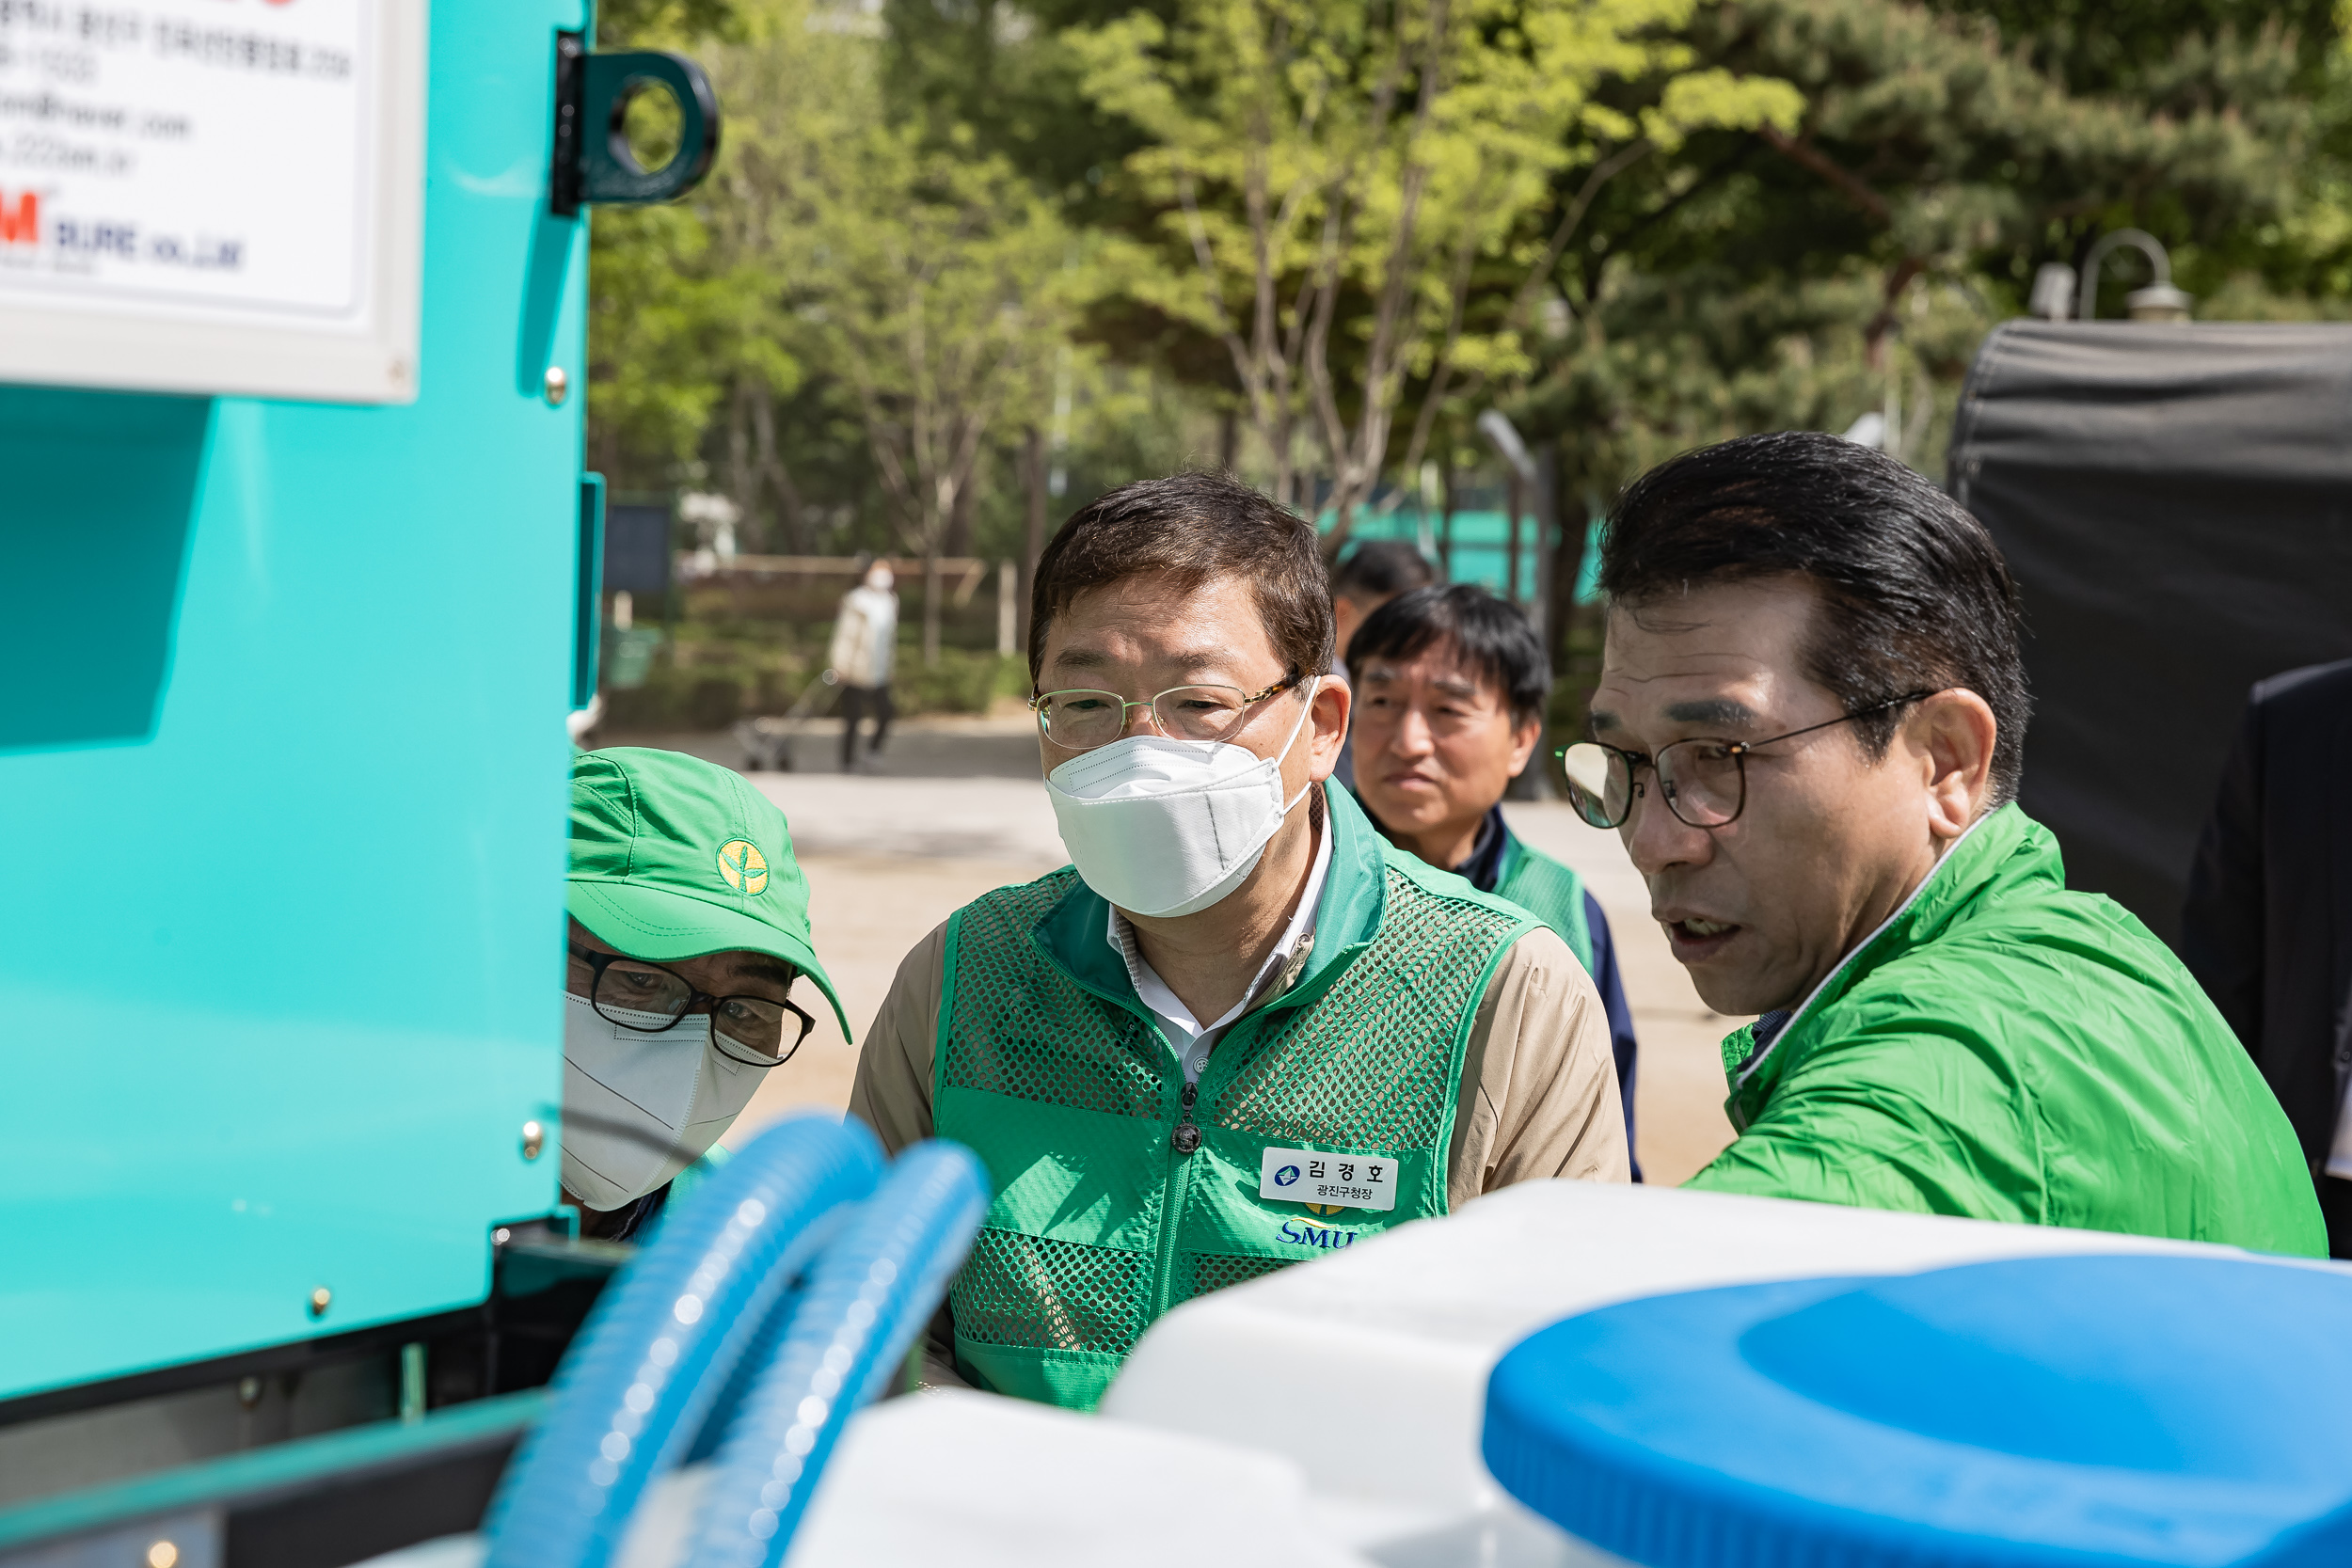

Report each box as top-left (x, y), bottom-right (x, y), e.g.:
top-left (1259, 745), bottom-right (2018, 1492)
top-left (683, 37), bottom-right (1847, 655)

top-left (1555, 690), bottom-right (1939, 831)
top-left (565, 942), bottom-right (817, 1068)
top-left (1028, 673), bottom-right (1302, 750)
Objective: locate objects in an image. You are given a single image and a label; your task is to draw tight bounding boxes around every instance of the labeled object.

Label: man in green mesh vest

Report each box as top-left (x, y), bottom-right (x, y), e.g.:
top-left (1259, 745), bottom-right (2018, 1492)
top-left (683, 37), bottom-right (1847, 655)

top-left (850, 472), bottom-right (1629, 1409)
top-left (1558, 430), bottom-right (2322, 1255)
top-left (1346, 583), bottom-right (1645, 1176)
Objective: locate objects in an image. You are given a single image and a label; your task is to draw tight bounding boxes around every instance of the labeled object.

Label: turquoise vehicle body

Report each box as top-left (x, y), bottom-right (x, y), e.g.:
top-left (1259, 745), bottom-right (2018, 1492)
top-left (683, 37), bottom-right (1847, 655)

top-left (0, 0), bottom-right (586, 1404)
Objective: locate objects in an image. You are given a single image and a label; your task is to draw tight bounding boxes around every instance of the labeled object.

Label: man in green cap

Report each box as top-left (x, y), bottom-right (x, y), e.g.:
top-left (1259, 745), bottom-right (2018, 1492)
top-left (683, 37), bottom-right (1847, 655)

top-left (562, 747), bottom-right (850, 1240)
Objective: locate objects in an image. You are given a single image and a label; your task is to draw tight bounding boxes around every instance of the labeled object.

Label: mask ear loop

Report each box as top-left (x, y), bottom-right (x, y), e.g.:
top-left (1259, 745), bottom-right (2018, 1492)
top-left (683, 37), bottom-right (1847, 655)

top-left (1272, 675), bottom-right (1321, 816)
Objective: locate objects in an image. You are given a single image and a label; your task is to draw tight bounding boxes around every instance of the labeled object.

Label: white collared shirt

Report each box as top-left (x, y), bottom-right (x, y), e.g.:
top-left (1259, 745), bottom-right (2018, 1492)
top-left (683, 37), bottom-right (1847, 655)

top-left (1106, 816), bottom-right (1334, 1084)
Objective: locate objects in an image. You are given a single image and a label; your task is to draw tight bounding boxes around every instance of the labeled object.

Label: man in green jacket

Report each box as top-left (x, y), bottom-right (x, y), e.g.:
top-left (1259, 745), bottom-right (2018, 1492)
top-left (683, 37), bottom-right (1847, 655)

top-left (1560, 430), bottom-right (2323, 1254)
top-left (1345, 582), bottom-right (1644, 1173)
top-left (851, 472), bottom-right (1628, 1409)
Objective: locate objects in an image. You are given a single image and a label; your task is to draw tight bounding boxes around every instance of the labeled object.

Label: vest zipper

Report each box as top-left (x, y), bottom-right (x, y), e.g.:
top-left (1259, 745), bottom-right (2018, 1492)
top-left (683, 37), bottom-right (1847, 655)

top-left (1152, 1079), bottom-right (1200, 1320)
top-left (1170, 1081), bottom-right (1201, 1154)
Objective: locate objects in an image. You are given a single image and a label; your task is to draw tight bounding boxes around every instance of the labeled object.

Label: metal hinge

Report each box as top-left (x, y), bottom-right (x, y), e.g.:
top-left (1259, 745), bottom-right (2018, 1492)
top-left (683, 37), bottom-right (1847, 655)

top-left (549, 29), bottom-right (721, 217)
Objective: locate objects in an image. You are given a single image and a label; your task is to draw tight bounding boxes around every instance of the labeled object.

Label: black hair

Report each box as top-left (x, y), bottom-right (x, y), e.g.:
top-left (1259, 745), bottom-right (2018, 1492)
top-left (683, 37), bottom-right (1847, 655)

top-left (1598, 430), bottom-right (2031, 804)
top-left (1330, 538), bottom-right (1438, 603)
top-left (1031, 470), bottom-right (1331, 686)
top-left (1346, 584), bottom-right (1550, 725)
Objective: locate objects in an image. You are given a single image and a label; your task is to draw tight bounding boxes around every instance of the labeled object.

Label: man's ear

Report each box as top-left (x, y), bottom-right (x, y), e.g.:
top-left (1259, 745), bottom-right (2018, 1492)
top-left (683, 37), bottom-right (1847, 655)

top-left (1505, 714), bottom-right (1545, 778)
top-left (1306, 676), bottom-right (1351, 781)
top-left (1913, 689), bottom-right (1998, 838)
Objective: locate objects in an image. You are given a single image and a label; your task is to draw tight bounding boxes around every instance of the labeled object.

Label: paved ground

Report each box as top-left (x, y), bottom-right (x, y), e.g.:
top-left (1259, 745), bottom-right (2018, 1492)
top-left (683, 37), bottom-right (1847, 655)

top-left (602, 717), bottom-right (1739, 1185)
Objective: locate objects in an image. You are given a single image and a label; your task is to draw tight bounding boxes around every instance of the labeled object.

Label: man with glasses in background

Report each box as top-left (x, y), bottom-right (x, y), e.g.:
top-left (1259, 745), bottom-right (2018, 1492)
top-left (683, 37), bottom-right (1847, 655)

top-left (850, 471), bottom-right (1626, 1410)
top-left (1559, 430), bottom-right (2319, 1251)
top-left (563, 748), bottom-right (849, 1240)
top-left (1327, 537), bottom-right (1438, 788)
top-left (1346, 582), bottom-right (1643, 1175)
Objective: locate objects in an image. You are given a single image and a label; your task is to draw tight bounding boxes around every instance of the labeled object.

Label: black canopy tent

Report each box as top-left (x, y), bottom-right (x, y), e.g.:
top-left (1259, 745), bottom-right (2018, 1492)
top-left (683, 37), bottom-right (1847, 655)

top-left (1947, 322), bottom-right (2352, 945)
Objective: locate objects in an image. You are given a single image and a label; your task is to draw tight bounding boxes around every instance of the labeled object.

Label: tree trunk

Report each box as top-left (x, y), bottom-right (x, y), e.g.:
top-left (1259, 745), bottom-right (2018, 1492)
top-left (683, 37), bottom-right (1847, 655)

top-left (1217, 405), bottom-right (1239, 472)
top-left (749, 384), bottom-right (808, 552)
top-left (1438, 450), bottom-right (1456, 578)
top-left (922, 551), bottom-right (944, 667)
top-left (944, 471), bottom-right (976, 559)
top-left (726, 385), bottom-right (759, 552)
top-left (1021, 424), bottom-right (1047, 650)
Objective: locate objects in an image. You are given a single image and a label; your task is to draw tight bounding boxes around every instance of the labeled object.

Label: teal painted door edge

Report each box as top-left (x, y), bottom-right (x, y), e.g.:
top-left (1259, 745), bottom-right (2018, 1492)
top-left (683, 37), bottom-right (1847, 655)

top-left (577, 473), bottom-right (607, 712)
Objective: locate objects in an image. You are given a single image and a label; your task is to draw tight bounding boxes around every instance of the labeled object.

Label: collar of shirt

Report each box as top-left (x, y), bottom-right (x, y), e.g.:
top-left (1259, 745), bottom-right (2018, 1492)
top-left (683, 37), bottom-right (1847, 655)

top-left (1360, 796), bottom-right (1509, 894)
top-left (1449, 803), bottom-right (1509, 892)
top-left (1107, 813), bottom-right (1335, 1084)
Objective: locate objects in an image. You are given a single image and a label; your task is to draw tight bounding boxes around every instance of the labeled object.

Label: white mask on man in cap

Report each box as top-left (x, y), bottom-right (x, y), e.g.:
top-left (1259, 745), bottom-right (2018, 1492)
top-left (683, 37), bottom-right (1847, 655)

top-left (561, 747), bottom-right (851, 1234)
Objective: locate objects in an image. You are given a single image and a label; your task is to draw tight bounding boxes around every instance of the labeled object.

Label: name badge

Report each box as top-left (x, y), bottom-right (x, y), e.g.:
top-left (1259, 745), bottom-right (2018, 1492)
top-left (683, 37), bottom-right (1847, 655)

top-left (1259, 1146), bottom-right (1397, 1212)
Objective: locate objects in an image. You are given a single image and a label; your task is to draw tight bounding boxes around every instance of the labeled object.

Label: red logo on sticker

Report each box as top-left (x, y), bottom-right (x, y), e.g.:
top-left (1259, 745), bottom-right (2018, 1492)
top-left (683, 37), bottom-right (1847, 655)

top-left (0, 190), bottom-right (36, 246)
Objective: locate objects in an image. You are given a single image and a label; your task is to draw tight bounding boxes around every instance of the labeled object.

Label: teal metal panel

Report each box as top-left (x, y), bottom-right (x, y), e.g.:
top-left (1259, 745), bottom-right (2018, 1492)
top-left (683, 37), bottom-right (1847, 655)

top-left (1331, 509), bottom-right (1587, 599)
top-left (576, 473), bottom-right (607, 712)
top-left (0, 1), bottom-right (589, 1399)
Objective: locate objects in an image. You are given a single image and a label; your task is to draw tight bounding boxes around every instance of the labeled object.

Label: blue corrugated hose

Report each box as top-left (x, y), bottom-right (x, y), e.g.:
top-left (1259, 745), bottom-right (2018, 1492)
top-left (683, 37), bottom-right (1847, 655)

top-left (687, 1141), bottom-right (990, 1568)
top-left (480, 1114), bottom-right (882, 1568)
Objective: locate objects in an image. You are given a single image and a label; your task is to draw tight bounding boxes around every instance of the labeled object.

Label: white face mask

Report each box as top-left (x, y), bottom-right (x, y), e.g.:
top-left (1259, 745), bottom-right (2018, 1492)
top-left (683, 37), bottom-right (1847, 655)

top-left (1044, 677), bottom-right (1319, 919)
top-left (559, 993), bottom-right (763, 1212)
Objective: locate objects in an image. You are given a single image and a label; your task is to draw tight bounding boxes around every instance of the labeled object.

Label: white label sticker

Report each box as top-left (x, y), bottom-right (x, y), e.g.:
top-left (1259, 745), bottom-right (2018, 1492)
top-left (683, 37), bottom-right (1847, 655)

top-left (0, 0), bottom-right (432, 404)
top-left (1259, 1146), bottom-right (1397, 1212)
top-left (0, 0), bottom-right (376, 324)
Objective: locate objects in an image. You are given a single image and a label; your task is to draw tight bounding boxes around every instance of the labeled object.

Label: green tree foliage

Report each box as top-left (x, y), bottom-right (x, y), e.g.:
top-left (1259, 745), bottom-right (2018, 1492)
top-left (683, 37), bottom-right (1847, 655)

top-left (1491, 0), bottom-right (2339, 723)
top-left (1508, 0), bottom-right (2330, 488)
top-left (709, 2), bottom-right (1102, 658)
top-left (1705, 0), bottom-right (2315, 322)
top-left (1065, 0), bottom-right (1801, 542)
top-left (586, 0), bottom-right (2352, 708)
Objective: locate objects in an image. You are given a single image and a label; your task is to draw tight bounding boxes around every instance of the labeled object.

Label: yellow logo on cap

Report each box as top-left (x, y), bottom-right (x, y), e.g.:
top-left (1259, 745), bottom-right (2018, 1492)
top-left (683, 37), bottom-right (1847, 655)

top-left (717, 840), bottom-right (769, 895)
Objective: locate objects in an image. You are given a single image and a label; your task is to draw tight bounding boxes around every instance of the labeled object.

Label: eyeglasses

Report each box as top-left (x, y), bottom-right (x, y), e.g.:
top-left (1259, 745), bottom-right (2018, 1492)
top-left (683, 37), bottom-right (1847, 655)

top-left (1553, 691), bottom-right (1935, 831)
top-left (566, 942), bottom-right (817, 1068)
top-left (1031, 676), bottom-right (1299, 751)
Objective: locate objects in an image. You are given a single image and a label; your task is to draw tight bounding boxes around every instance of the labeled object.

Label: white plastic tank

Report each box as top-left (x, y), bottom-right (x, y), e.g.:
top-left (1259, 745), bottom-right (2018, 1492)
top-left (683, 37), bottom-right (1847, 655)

top-left (1100, 1180), bottom-right (2242, 1564)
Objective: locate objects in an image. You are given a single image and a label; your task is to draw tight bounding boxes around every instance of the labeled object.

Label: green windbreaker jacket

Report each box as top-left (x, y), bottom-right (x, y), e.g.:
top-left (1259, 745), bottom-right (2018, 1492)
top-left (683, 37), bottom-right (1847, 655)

top-left (1687, 804), bottom-right (2326, 1256)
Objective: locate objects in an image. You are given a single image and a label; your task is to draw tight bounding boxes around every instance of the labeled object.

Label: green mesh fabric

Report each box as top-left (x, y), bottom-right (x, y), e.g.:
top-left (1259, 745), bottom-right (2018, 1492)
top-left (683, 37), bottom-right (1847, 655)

top-left (1183, 1252), bottom-right (1296, 1302)
top-left (1492, 843), bottom-right (1593, 973)
top-left (950, 1227), bottom-right (1152, 1355)
top-left (1211, 867), bottom-right (1524, 1148)
top-left (938, 855), bottom-right (1528, 1403)
top-left (942, 869), bottom-right (1168, 1118)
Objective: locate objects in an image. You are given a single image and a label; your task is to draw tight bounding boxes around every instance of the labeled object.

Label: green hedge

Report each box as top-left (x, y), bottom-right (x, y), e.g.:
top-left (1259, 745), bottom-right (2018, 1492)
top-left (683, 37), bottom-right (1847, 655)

top-left (599, 632), bottom-right (1023, 731)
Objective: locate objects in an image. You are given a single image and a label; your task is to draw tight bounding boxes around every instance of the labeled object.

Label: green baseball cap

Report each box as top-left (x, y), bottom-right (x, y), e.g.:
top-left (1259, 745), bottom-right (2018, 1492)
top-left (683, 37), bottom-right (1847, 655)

top-left (566, 748), bottom-right (850, 1040)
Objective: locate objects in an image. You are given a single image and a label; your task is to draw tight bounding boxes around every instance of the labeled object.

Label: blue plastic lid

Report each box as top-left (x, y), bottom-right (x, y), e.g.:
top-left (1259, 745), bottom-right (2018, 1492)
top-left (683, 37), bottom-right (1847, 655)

top-left (1483, 1255), bottom-right (2352, 1568)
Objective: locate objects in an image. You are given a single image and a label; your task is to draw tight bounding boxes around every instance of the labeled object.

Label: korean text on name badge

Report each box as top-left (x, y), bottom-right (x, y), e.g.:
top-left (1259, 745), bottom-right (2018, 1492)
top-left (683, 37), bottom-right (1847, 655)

top-left (1258, 1146), bottom-right (1397, 1212)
